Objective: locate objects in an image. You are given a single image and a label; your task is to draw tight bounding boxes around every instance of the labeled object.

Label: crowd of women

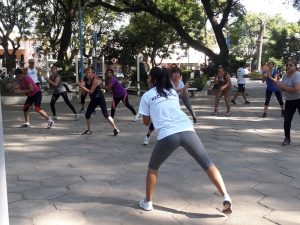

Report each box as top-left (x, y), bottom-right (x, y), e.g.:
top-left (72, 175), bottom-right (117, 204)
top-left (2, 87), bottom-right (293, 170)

top-left (13, 57), bottom-right (300, 215)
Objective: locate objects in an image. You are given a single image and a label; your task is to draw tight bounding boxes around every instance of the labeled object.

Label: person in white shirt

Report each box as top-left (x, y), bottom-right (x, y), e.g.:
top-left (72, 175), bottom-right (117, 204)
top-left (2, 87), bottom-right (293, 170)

top-left (231, 61), bottom-right (250, 104)
top-left (24, 59), bottom-right (41, 88)
top-left (138, 67), bottom-right (232, 214)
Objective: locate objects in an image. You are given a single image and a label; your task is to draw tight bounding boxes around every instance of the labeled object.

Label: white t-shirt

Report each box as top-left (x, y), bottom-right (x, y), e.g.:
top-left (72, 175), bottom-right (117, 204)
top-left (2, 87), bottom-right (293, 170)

top-left (27, 67), bottom-right (39, 83)
top-left (171, 80), bottom-right (185, 96)
top-left (138, 87), bottom-right (194, 140)
top-left (236, 67), bottom-right (246, 84)
top-left (282, 71), bottom-right (300, 100)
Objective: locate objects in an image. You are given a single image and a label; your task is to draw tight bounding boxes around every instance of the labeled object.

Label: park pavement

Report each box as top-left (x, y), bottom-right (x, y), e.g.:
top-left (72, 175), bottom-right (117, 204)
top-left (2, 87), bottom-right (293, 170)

top-left (2, 78), bottom-right (300, 225)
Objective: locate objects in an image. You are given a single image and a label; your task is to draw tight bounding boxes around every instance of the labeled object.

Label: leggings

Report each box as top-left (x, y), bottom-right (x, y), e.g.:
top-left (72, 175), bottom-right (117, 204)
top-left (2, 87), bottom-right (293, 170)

top-left (111, 92), bottom-right (136, 118)
top-left (180, 94), bottom-right (196, 119)
top-left (85, 95), bottom-right (109, 119)
top-left (264, 89), bottom-right (284, 106)
top-left (284, 99), bottom-right (300, 139)
top-left (50, 92), bottom-right (77, 116)
top-left (215, 90), bottom-right (230, 111)
top-left (148, 131), bottom-right (213, 171)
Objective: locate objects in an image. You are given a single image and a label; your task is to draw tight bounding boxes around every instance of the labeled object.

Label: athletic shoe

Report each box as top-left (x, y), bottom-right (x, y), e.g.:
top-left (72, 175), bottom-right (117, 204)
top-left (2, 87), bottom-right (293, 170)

top-left (82, 129), bottom-right (93, 135)
top-left (79, 108), bottom-right (85, 113)
top-left (139, 199), bottom-right (153, 211)
top-left (214, 111), bottom-right (218, 116)
top-left (282, 137), bottom-right (291, 146)
top-left (261, 112), bottom-right (267, 118)
top-left (231, 100), bottom-right (236, 104)
top-left (53, 116), bottom-right (57, 121)
top-left (143, 136), bottom-right (150, 145)
top-left (20, 122), bottom-right (30, 128)
top-left (225, 112), bottom-right (231, 117)
top-left (113, 129), bottom-right (119, 136)
top-left (245, 100), bottom-right (250, 104)
top-left (281, 110), bottom-right (285, 117)
top-left (133, 113), bottom-right (139, 122)
top-left (47, 119), bottom-right (54, 129)
top-left (222, 194), bottom-right (232, 214)
top-left (75, 114), bottom-right (80, 121)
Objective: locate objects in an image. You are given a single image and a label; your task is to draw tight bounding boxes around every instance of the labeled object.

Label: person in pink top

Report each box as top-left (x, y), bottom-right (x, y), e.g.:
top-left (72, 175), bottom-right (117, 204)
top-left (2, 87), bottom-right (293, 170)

top-left (101, 69), bottom-right (139, 121)
top-left (14, 70), bottom-right (54, 128)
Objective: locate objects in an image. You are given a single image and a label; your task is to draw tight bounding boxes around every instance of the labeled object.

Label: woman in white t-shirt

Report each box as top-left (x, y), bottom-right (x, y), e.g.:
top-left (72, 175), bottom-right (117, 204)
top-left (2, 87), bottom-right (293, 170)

top-left (274, 59), bottom-right (300, 146)
top-left (138, 67), bottom-right (232, 214)
top-left (170, 67), bottom-right (197, 123)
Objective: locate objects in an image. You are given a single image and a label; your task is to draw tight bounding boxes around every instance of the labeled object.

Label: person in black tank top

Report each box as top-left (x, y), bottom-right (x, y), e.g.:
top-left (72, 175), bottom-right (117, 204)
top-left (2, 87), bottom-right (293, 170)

top-left (78, 67), bottom-right (119, 135)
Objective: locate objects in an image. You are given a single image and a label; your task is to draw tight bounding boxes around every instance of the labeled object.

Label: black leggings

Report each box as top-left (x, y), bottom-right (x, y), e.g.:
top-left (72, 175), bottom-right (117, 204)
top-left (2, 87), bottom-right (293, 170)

top-left (284, 99), bottom-right (300, 139)
top-left (148, 131), bottom-right (213, 171)
top-left (85, 95), bottom-right (109, 119)
top-left (111, 92), bottom-right (136, 118)
top-left (264, 89), bottom-right (284, 106)
top-left (50, 92), bottom-right (77, 116)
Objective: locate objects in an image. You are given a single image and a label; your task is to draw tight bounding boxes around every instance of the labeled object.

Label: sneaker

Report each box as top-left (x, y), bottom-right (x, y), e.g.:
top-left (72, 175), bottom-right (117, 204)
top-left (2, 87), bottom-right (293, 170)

top-left (261, 112), bottom-right (267, 118)
top-left (222, 194), bottom-right (232, 214)
top-left (193, 117), bottom-right (197, 123)
top-left (82, 129), bottom-right (93, 135)
top-left (133, 113), bottom-right (139, 122)
top-left (214, 111), bottom-right (218, 116)
top-left (231, 100), bottom-right (236, 104)
top-left (245, 100), bottom-right (250, 104)
top-left (75, 114), bottom-right (80, 121)
top-left (79, 108), bottom-right (85, 113)
top-left (281, 137), bottom-right (291, 146)
top-left (281, 110), bottom-right (285, 117)
top-left (225, 112), bottom-right (231, 117)
top-left (113, 129), bottom-right (119, 136)
top-left (20, 122), bottom-right (30, 128)
top-left (47, 119), bottom-right (54, 129)
top-left (143, 136), bottom-right (150, 145)
top-left (139, 199), bottom-right (153, 211)
top-left (53, 116), bottom-right (57, 121)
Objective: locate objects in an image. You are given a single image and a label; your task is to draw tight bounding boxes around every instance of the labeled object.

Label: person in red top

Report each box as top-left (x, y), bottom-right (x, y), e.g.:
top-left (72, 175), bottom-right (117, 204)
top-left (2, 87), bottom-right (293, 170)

top-left (14, 70), bottom-right (54, 128)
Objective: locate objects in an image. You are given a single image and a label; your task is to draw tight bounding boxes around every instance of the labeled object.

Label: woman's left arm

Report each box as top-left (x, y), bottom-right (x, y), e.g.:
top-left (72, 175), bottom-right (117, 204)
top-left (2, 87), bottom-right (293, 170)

top-left (276, 81), bottom-right (300, 93)
top-left (143, 115), bottom-right (151, 126)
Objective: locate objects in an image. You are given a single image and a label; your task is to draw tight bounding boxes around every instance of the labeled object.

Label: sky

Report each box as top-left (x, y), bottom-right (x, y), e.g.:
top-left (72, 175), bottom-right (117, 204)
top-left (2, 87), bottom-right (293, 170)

top-left (240, 0), bottom-right (300, 22)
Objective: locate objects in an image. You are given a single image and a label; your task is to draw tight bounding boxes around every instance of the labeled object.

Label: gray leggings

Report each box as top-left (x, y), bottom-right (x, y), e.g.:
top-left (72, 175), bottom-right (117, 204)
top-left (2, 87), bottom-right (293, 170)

top-left (180, 94), bottom-right (196, 119)
top-left (148, 131), bottom-right (213, 171)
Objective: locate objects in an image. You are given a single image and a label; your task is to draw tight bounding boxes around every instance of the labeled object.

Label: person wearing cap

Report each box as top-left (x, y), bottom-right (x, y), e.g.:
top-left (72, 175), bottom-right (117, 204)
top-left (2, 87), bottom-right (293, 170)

top-left (14, 70), bottom-right (54, 129)
top-left (24, 59), bottom-right (41, 88)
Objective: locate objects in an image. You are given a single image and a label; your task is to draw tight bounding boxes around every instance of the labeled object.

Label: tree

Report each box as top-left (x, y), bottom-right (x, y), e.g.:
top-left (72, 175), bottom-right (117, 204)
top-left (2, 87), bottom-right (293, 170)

top-left (87, 0), bottom-right (244, 66)
top-left (0, 0), bottom-right (32, 72)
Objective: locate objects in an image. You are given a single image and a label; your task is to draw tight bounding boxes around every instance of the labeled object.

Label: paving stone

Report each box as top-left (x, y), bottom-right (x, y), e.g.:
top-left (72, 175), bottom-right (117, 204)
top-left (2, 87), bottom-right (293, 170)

top-left (259, 196), bottom-right (300, 210)
top-left (23, 186), bottom-right (67, 200)
top-left (9, 217), bottom-right (33, 225)
top-left (33, 211), bottom-right (87, 225)
top-left (264, 211), bottom-right (300, 225)
top-left (9, 200), bottom-right (55, 217)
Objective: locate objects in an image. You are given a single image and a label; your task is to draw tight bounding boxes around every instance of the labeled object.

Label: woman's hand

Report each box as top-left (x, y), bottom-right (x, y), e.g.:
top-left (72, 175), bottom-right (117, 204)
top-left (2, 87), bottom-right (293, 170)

top-left (275, 80), bottom-right (285, 90)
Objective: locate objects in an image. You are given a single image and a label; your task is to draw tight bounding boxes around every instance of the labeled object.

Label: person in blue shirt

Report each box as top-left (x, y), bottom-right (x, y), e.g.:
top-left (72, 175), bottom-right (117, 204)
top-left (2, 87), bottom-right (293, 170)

top-left (261, 61), bottom-right (284, 118)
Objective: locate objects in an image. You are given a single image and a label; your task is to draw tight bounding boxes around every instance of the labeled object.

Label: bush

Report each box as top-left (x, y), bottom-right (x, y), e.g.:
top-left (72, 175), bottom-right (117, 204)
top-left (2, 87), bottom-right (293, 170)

top-left (249, 72), bottom-right (262, 80)
top-left (191, 75), bottom-right (208, 91)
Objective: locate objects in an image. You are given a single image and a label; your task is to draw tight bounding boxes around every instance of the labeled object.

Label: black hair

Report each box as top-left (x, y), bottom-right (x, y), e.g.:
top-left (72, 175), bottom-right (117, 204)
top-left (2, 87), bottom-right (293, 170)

top-left (170, 67), bottom-right (181, 77)
top-left (105, 68), bottom-right (114, 76)
top-left (149, 67), bottom-right (173, 98)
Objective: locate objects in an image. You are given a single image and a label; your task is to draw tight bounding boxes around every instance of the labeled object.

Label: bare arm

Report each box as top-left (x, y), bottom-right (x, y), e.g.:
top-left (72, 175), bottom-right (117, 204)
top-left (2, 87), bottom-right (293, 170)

top-left (143, 115), bottom-right (151, 126)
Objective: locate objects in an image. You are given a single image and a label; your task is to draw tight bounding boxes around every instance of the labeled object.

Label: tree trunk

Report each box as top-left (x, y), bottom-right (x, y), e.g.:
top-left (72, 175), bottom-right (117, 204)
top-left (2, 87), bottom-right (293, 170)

top-left (57, 16), bottom-right (73, 62)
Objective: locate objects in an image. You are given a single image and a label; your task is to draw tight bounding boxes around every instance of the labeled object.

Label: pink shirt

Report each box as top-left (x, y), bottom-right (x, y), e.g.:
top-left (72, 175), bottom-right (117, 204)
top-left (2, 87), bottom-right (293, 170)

top-left (21, 76), bottom-right (40, 96)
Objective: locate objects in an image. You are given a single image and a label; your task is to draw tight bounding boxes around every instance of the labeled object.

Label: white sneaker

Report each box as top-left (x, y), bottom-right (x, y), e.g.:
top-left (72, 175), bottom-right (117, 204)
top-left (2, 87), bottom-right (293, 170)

top-left (75, 114), bottom-right (80, 121)
top-left (133, 113), bottom-right (139, 122)
top-left (139, 199), bottom-right (153, 211)
top-left (225, 112), bottom-right (231, 117)
top-left (143, 136), bottom-right (150, 145)
top-left (47, 119), bottom-right (54, 129)
top-left (222, 194), bottom-right (232, 214)
top-left (20, 122), bottom-right (30, 128)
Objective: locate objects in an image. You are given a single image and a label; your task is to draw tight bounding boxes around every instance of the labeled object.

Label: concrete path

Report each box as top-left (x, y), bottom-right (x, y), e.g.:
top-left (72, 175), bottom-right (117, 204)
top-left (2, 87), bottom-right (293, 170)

top-left (2, 79), bottom-right (300, 225)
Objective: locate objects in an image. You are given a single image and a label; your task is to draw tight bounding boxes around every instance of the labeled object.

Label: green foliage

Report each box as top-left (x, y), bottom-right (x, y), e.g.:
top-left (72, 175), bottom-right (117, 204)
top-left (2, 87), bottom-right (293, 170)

top-left (249, 72), bottom-right (262, 80)
top-left (181, 70), bottom-right (191, 83)
top-left (191, 75), bottom-right (207, 91)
